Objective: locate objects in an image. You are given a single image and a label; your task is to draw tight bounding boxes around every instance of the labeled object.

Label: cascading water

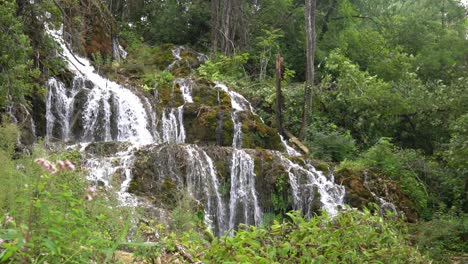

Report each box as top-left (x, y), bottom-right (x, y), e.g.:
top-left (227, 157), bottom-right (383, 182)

top-left (215, 83), bottom-right (263, 229)
top-left (84, 144), bottom-right (138, 206)
top-left (216, 81), bottom-right (344, 218)
top-left (45, 24), bottom-right (346, 236)
top-left (363, 171), bottom-right (398, 218)
top-left (161, 106), bottom-right (185, 144)
top-left (278, 154), bottom-right (345, 217)
top-left (184, 145), bottom-right (226, 235)
top-left (46, 25), bottom-right (154, 145)
top-left (228, 149), bottom-right (263, 230)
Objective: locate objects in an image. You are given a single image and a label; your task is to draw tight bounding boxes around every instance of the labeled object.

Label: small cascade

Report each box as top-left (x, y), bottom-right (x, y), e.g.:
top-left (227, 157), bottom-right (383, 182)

top-left (228, 149), bottom-right (263, 231)
top-left (176, 78), bottom-right (194, 103)
top-left (167, 47), bottom-right (182, 70)
top-left (46, 78), bottom-right (80, 142)
top-left (363, 171), bottom-right (398, 218)
top-left (46, 26), bottom-right (154, 145)
top-left (84, 144), bottom-right (138, 206)
top-left (184, 145), bottom-right (226, 235)
top-left (215, 82), bottom-right (263, 229)
top-left (280, 135), bottom-right (301, 157)
top-left (142, 97), bottom-right (161, 143)
top-left (278, 153), bottom-right (345, 218)
top-left (161, 106), bottom-right (185, 144)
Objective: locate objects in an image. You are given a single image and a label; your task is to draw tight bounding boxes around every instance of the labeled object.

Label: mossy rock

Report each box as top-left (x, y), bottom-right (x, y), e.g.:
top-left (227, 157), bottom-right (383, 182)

top-left (240, 112), bottom-right (284, 151)
top-left (84, 141), bottom-right (132, 157)
top-left (335, 168), bottom-right (419, 222)
top-left (184, 103), bottom-right (234, 147)
top-left (157, 82), bottom-right (184, 107)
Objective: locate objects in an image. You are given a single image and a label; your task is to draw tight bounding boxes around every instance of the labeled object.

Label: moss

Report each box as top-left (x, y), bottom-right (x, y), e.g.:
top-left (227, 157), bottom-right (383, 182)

top-left (313, 161), bottom-right (330, 174)
top-left (240, 113), bottom-right (284, 151)
top-left (158, 179), bottom-right (178, 209)
top-left (184, 103), bottom-right (234, 146)
top-left (150, 44), bottom-right (176, 71)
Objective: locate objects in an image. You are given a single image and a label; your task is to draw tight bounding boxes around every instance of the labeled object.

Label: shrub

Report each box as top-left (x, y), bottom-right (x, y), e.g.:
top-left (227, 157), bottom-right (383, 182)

top-left (132, 209), bottom-right (428, 263)
top-left (307, 130), bottom-right (357, 162)
top-left (414, 210), bottom-right (468, 263)
top-left (0, 130), bottom-right (131, 262)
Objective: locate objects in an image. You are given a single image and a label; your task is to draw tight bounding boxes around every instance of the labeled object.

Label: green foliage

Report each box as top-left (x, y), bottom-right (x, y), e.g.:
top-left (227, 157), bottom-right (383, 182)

top-left (414, 210), bottom-right (468, 263)
top-left (134, 209), bottom-right (427, 263)
top-left (0, 0), bottom-right (40, 109)
top-left (197, 53), bottom-right (250, 83)
top-left (306, 120), bottom-right (356, 162)
top-left (446, 114), bottom-right (468, 175)
top-left (135, 0), bottom-right (210, 48)
top-left (0, 120), bottom-right (20, 158)
top-left (0, 126), bottom-right (131, 262)
top-left (142, 71), bottom-right (174, 91)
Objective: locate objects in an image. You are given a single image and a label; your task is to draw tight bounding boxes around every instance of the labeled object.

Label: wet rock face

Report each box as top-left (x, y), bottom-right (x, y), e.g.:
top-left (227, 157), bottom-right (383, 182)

top-left (335, 168), bottom-right (419, 222)
top-left (6, 102), bottom-right (37, 146)
top-left (131, 145), bottom-right (297, 216)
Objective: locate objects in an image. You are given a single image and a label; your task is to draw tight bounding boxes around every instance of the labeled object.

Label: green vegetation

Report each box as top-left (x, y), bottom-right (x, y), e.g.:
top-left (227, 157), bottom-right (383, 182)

top-left (0, 124), bottom-right (131, 263)
top-left (0, 0), bottom-right (467, 262)
top-left (132, 209), bottom-right (428, 263)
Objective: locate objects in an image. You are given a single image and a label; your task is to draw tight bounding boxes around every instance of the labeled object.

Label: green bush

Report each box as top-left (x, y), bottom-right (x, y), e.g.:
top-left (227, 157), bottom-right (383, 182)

top-left (133, 209), bottom-right (428, 263)
top-left (337, 138), bottom-right (430, 217)
top-left (414, 210), bottom-right (468, 263)
top-left (307, 129), bottom-right (357, 162)
top-left (0, 125), bottom-right (131, 262)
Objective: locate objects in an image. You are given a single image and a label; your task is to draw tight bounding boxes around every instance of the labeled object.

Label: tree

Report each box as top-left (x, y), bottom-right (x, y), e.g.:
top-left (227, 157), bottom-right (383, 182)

top-left (0, 0), bottom-right (38, 110)
top-left (211, 0), bottom-right (248, 55)
top-left (300, 0), bottom-right (316, 139)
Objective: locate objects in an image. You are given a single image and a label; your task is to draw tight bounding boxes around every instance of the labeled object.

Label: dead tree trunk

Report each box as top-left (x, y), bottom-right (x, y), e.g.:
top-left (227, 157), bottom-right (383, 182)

top-left (300, 0), bottom-right (316, 140)
top-left (275, 54), bottom-right (285, 136)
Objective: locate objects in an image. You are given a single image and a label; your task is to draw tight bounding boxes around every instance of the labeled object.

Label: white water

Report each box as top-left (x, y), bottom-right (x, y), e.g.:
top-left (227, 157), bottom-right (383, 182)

top-left (279, 154), bottom-right (345, 217)
top-left (184, 145), bottom-right (226, 235)
top-left (46, 78), bottom-right (79, 142)
top-left (45, 24), bottom-right (346, 234)
top-left (280, 135), bottom-right (301, 157)
top-left (46, 25), bottom-right (154, 145)
top-left (228, 149), bottom-right (263, 230)
top-left (176, 78), bottom-right (194, 103)
top-left (214, 83), bottom-right (343, 217)
top-left (161, 106), bottom-right (185, 144)
top-left (84, 144), bottom-right (138, 206)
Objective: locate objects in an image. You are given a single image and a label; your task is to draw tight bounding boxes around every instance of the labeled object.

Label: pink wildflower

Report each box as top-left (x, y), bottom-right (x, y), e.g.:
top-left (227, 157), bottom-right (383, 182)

top-left (88, 186), bottom-right (96, 194)
top-left (5, 214), bottom-right (13, 224)
top-left (56, 160), bottom-right (66, 170)
top-left (0, 238), bottom-right (4, 244)
top-left (64, 160), bottom-right (75, 171)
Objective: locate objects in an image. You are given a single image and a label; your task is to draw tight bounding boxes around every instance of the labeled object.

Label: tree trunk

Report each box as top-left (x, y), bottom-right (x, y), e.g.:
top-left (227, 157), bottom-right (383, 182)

top-left (211, 0), bottom-right (220, 54)
top-left (275, 54), bottom-right (284, 136)
top-left (300, 0), bottom-right (316, 140)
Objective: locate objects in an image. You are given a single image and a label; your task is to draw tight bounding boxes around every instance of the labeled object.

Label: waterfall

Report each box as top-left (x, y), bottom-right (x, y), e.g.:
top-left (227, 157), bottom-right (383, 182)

top-left (228, 149), bottom-right (262, 230)
top-left (46, 25), bottom-right (154, 145)
top-left (161, 106), bottom-right (185, 144)
top-left (46, 78), bottom-right (79, 142)
top-left (176, 78), bottom-right (194, 103)
top-left (45, 24), bottom-right (347, 235)
top-left (83, 144), bottom-right (138, 206)
top-left (280, 135), bottom-right (301, 157)
top-left (215, 82), bottom-right (263, 228)
top-left (184, 145), bottom-right (226, 235)
top-left (216, 82), bottom-right (344, 217)
top-left (278, 154), bottom-right (345, 217)
top-left (363, 171), bottom-right (398, 218)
